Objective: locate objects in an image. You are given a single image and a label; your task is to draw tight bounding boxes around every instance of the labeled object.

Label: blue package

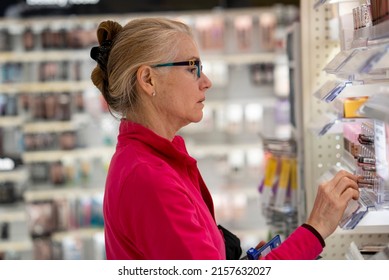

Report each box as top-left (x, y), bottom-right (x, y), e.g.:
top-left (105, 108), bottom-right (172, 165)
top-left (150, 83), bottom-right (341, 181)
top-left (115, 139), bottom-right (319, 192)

top-left (242, 235), bottom-right (282, 260)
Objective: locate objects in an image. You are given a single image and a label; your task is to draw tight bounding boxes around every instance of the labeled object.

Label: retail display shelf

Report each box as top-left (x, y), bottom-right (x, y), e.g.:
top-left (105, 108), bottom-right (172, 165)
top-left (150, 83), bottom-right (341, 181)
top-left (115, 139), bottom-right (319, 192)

top-left (336, 210), bottom-right (389, 234)
top-left (0, 240), bottom-right (32, 252)
top-left (0, 204), bottom-right (26, 223)
top-left (23, 187), bottom-right (104, 202)
top-left (315, 81), bottom-right (389, 103)
top-left (308, 115), bottom-right (367, 136)
top-left (313, 0), bottom-right (358, 9)
top-left (0, 81), bottom-right (93, 94)
top-left (323, 46), bottom-right (389, 80)
top-left (0, 116), bottom-right (24, 127)
top-left (0, 169), bottom-right (28, 182)
top-left (353, 20), bottom-right (389, 47)
top-left (0, 50), bottom-right (90, 63)
top-left (23, 121), bottom-right (77, 134)
top-left (22, 146), bottom-right (115, 163)
top-left (359, 91), bottom-right (389, 123)
top-left (51, 227), bottom-right (103, 242)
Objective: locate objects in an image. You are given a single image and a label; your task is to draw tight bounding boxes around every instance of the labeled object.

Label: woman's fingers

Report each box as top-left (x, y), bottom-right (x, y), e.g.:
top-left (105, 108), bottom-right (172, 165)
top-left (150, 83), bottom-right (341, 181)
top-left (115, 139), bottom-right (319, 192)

top-left (328, 170), bottom-right (359, 198)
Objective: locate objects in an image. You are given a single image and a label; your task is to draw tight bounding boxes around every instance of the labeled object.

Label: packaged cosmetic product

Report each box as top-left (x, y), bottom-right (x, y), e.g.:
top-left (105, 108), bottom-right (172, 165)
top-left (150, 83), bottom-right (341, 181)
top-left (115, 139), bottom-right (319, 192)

top-left (258, 13), bottom-right (276, 51)
top-left (26, 201), bottom-right (56, 237)
top-left (32, 237), bottom-right (53, 260)
top-left (51, 28), bottom-right (67, 49)
top-left (1, 127), bottom-right (23, 155)
top-left (5, 95), bottom-right (18, 116)
top-left (225, 103), bottom-right (244, 134)
top-left (73, 91), bottom-right (85, 113)
top-left (0, 29), bottom-right (11, 51)
top-left (244, 103), bottom-right (263, 134)
top-left (57, 92), bottom-right (71, 121)
top-left (31, 94), bottom-right (45, 120)
top-left (59, 131), bottom-right (76, 150)
top-left (23, 28), bottom-right (35, 51)
top-left (0, 95), bottom-right (7, 115)
top-left (49, 161), bottom-right (66, 185)
top-left (29, 162), bottom-right (49, 184)
top-left (234, 15), bottom-right (253, 52)
top-left (335, 96), bottom-right (369, 118)
top-left (53, 198), bottom-right (70, 231)
top-left (195, 16), bottom-right (225, 52)
top-left (43, 93), bottom-right (57, 120)
top-left (0, 181), bottom-right (16, 204)
top-left (41, 28), bottom-right (54, 49)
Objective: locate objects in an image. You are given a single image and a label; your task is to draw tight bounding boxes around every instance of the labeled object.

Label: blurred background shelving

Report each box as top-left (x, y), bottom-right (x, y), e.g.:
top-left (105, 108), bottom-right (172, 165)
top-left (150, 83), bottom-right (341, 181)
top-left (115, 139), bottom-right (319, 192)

top-left (0, 2), bottom-right (301, 259)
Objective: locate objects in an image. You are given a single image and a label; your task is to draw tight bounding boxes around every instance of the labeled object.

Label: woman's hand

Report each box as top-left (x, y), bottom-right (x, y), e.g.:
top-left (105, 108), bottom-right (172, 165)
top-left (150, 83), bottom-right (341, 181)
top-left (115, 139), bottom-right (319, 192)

top-left (305, 170), bottom-right (360, 240)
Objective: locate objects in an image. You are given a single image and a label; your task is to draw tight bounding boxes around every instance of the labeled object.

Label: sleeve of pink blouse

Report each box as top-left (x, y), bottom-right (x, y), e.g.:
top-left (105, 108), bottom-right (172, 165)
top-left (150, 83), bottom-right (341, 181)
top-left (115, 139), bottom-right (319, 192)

top-left (262, 226), bottom-right (324, 260)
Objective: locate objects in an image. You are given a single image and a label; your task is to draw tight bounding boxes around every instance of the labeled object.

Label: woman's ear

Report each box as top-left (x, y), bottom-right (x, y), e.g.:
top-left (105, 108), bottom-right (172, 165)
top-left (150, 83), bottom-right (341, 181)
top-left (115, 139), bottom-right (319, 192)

top-left (137, 65), bottom-right (155, 97)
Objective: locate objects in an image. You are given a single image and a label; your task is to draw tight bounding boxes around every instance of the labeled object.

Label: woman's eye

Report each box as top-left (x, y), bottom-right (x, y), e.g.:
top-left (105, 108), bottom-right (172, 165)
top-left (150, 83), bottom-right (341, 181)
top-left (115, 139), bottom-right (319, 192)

top-left (189, 67), bottom-right (197, 75)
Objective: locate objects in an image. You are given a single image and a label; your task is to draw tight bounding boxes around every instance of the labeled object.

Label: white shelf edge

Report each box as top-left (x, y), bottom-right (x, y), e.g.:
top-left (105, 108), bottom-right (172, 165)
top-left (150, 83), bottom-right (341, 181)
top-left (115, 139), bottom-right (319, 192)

top-left (51, 227), bottom-right (103, 242)
top-left (0, 240), bottom-right (33, 252)
top-left (0, 116), bottom-right (24, 127)
top-left (0, 169), bottom-right (29, 182)
top-left (22, 146), bottom-right (115, 163)
top-left (23, 121), bottom-right (77, 133)
top-left (0, 210), bottom-right (26, 223)
top-left (24, 187), bottom-right (104, 202)
top-left (336, 210), bottom-right (389, 234)
top-left (0, 80), bottom-right (94, 94)
top-left (0, 50), bottom-right (91, 63)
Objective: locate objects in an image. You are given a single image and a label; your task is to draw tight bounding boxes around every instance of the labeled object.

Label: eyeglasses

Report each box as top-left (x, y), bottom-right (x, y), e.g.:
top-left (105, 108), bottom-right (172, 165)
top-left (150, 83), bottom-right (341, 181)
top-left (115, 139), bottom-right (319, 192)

top-left (152, 59), bottom-right (203, 78)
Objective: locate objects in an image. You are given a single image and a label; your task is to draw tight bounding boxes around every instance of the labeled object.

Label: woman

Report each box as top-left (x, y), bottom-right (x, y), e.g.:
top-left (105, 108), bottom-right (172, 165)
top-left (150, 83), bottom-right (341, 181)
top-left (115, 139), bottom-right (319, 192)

top-left (90, 17), bottom-right (360, 260)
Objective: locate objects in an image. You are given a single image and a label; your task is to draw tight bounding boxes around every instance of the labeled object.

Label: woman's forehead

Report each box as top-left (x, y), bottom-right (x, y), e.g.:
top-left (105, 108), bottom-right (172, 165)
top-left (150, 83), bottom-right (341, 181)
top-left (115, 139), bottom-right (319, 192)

top-left (174, 35), bottom-right (199, 59)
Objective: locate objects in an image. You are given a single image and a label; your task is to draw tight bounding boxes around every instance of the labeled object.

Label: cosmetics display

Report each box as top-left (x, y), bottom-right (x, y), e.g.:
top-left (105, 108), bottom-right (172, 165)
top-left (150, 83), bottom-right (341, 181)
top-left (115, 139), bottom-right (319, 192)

top-left (311, 0), bottom-right (389, 235)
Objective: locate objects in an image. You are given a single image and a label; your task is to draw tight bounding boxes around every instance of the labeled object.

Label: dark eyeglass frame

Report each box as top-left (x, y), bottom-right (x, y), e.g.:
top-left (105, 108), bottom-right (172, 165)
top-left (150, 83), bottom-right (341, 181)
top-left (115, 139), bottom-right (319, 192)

top-left (151, 59), bottom-right (202, 78)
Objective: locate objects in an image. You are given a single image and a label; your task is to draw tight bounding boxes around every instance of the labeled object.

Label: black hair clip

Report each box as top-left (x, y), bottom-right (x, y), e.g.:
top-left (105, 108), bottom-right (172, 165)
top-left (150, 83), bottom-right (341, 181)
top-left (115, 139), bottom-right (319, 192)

top-left (90, 40), bottom-right (113, 71)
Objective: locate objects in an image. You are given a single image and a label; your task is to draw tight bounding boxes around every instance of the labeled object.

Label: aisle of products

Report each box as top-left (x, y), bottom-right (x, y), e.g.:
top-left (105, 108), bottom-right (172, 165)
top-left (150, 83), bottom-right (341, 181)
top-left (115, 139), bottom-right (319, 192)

top-left (0, 6), bottom-right (299, 259)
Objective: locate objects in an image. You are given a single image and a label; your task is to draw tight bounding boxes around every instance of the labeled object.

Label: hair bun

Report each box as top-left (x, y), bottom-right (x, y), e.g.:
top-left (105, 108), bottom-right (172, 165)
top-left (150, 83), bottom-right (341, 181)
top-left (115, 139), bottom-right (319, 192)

top-left (96, 20), bottom-right (123, 44)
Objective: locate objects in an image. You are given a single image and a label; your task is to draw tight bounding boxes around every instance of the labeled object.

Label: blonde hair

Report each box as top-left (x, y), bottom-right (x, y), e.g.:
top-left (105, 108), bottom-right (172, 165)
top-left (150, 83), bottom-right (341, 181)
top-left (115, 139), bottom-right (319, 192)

top-left (90, 17), bottom-right (193, 117)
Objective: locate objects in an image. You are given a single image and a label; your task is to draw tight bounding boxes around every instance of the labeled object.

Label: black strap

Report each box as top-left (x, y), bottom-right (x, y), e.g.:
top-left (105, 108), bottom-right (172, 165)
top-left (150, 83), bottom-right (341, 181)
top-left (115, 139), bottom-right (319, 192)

top-left (218, 225), bottom-right (242, 260)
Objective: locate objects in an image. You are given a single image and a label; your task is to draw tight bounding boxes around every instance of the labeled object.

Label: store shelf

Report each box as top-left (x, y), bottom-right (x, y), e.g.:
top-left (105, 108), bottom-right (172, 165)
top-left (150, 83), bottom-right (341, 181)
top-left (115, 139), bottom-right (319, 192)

top-left (323, 45), bottom-right (389, 80)
top-left (22, 146), bottom-right (115, 163)
top-left (359, 92), bottom-right (389, 122)
top-left (0, 204), bottom-right (26, 223)
top-left (313, 0), bottom-right (358, 9)
top-left (0, 240), bottom-right (32, 253)
top-left (336, 210), bottom-right (389, 234)
top-left (24, 187), bottom-right (104, 202)
top-left (314, 80), bottom-right (389, 103)
top-left (51, 227), bottom-right (103, 242)
top-left (0, 81), bottom-right (93, 94)
top-left (0, 50), bottom-right (91, 63)
top-left (0, 116), bottom-right (24, 127)
top-left (22, 121), bottom-right (77, 134)
top-left (353, 20), bottom-right (389, 47)
top-left (0, 169), bottom-right (28, 182)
